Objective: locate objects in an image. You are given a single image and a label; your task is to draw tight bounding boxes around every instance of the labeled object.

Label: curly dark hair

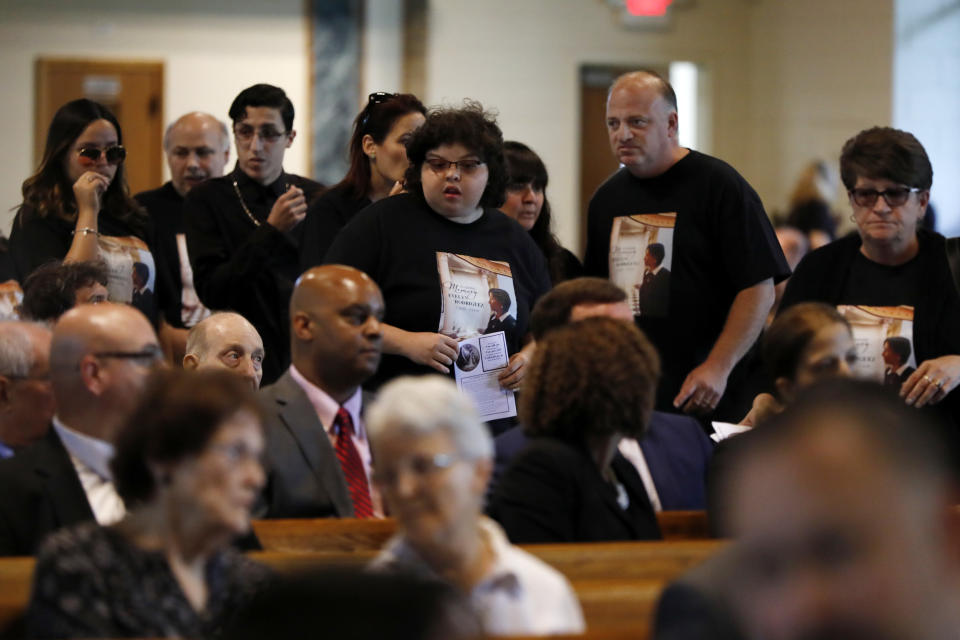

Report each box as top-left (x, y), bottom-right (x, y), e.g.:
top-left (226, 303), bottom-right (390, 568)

top-left (521, 316), bottom-right (660, 444)
top-left (403, 100), bottom-right (507, 209)
top-left (764, 302), bottom-right (851, 384)
top-left (20, 259), bottom-right (109, 322)
top-left (17, 99), bottom-right (144, 232)
top-left (334, 93), bottom-right (426, 201)
top-left (111, 369), bottom-right (263, 506)
top-left (839, 127), bottom-right (932, 191)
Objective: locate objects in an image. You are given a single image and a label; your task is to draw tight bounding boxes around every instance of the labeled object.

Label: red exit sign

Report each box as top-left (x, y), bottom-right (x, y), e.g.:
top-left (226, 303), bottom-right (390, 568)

top-left (625, 0), bottom-right (673, 16)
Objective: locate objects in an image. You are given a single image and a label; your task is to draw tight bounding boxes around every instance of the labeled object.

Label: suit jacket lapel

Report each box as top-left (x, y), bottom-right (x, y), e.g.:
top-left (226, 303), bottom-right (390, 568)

top-left (36, 427), bottom-right (95, 527)
top-left (272, 372), bottom-right (354, 517)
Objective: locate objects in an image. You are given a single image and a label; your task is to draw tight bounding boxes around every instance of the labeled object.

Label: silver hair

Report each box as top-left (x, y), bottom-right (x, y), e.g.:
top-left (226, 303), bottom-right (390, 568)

top-left (366, 376), bottom-right (493, 461)
top-left (0, 324), bottom-right (38, 378)
top-left (163, 112), bottom-right (230, 152)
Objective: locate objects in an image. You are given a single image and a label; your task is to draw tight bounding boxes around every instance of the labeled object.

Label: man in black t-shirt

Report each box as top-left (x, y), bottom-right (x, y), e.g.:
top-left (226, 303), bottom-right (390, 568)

top-left (584, 71), bottom-right (788, 420)
top-left (135, 112), bottom-right (231, 340)
top-left (184, 85), bottom-right (324, 385)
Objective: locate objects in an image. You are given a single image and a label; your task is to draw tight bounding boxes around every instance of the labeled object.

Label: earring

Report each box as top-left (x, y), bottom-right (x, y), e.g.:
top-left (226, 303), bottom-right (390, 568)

top-left (849, 214), bottom-right (856, 223)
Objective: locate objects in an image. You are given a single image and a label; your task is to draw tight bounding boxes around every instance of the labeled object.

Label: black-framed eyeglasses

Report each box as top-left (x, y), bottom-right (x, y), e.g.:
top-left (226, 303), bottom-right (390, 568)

top-left (77, 145), bottom-right (126, 165)
top-left (359, 92), bottom-right (398, 130)
top-left (233, 124), bottom-right (287, 144)
top-left (92, 345), bottom-right (164, 366)
top-left (424, 157), bottom-right (485, 175)
top-left (372, 452), bottom-right (461, 487)
top-left (849, 186), bottom-right (922, 208)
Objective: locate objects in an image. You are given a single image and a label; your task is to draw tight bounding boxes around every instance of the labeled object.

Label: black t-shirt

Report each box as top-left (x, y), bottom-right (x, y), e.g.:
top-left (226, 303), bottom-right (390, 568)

top-left (8, 205), bottom-right (161, 324)
top-left (583, 151), bottom-right (789, 409)
top-left (134, 182), bottom-right (200, 328)
top-left (300, 185), bottom-right (372, 271)
top-left (325, 193), bottom-right (552, 389)
top-left (184, 167), bottom-right (324, 385)
top-left (840, 251), bottom-right (921, 307)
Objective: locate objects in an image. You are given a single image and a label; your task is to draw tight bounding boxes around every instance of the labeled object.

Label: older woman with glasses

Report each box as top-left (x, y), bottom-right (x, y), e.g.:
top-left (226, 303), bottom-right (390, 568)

top-left (367, 375), bottom-right (584, 637)
top-left (325, 102), bottom-right (551, 397)
top-left (10, 99), bottom-right (160, 322)
top-left (780, 127), bottom-right (960, 450)
top-left (300, 92), bottom-right (426, 268)
top-left (26, 369), bottom-right (270, 639)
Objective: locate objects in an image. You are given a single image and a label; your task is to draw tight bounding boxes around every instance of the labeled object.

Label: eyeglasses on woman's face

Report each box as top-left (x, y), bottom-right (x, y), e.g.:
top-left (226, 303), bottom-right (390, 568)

top-left (76, 145), bottom-right (126, 166)
top-left (848, 186), bottom-right (922, 208)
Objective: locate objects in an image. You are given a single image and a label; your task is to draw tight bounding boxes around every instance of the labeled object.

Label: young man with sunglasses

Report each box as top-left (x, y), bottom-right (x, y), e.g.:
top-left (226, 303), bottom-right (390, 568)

top-left (780, 127), bottom-right (960, 449)
top-left (184, 85), bottom-right (323, 385)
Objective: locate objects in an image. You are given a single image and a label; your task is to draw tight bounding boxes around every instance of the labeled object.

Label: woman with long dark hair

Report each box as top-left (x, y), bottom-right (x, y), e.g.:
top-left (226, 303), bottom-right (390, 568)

top-left (10, 99), bottom-right (157, 320)
top-left (499, 141), bottom-right (582, 284)
top-left (300, 92), bottom-right (426, 268)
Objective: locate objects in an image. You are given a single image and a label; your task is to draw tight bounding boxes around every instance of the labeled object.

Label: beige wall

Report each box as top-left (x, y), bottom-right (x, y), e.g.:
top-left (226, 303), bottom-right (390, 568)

top-left (0, 0), bottom-right (895, 247)
top-left (0, 0), bottom-right (311, 233)
top-left (422, 0), bottom-right (892, 251)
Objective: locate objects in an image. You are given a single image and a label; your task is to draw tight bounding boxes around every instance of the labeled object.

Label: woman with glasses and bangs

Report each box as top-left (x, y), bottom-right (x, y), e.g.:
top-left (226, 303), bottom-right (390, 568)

top-left (325, 101), bottom-right (551, 406)
top-left (780, 127), bottom-right (960, 451)
top-left (300, 92), bottom-right (426, 269)
top-left (499, 141), bottom-right (583, 285)
top-left (11, 99), bottom-right (160, 322)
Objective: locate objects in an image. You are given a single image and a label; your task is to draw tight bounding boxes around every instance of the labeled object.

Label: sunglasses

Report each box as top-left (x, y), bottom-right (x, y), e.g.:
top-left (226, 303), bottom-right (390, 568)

top-left (359, 92), bottom-right (398, 131)
top-left (77, 145), bottom-right (127, 165)
top-left (849, 186), bottom-right (922, 208)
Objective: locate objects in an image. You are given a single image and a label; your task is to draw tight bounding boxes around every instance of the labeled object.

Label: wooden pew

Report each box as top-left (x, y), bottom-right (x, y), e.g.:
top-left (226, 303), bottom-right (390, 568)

top-left (0, 540), bottom-right (724, 634)
top-left (251, 511), bottom-right (711, 553)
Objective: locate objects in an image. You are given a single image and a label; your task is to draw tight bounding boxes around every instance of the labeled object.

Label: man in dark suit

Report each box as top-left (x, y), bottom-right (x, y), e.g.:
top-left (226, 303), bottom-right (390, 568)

top-left (493, 277), bottom-right (713, 510)
top-left (259, 265), bottom-right (385, 518)
top-left (636, 242), bottom-right (670, 317)
top-left (0, 303), bottom-right (162, 555)
top-left (0, 322), bottom-right (55, 458)
top-left (882, 336), bottom-right (915, 389)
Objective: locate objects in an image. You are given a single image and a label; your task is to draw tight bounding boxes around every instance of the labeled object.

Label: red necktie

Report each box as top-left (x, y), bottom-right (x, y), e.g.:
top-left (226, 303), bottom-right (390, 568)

top-left (333, 407), bottom-right (374, 518)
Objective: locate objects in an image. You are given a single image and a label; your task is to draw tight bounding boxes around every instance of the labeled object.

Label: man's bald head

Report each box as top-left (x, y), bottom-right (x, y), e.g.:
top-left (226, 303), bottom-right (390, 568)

top-left (164, 111), bottom-right (230, 196)
top-left (51, 303), bottom-right (161, 441)
top-left (0, 322), bottom-right (55, 449)
top-left (184, 312), bottom-right (264, 389)
top-left (608, 70), bottom-right (677, 112)
top-left (290, 266), bottom-right (384, 402)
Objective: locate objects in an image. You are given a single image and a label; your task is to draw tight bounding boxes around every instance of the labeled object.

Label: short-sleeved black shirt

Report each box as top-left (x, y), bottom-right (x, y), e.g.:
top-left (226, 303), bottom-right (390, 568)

top-left (583, 151), bottom-right (789, 411)
top-left (184, 167), bottom-right (324, 385)
top-left (325, 193), bottom-right (552, 389)
top-left (299, 185), bottom-right (372, 271)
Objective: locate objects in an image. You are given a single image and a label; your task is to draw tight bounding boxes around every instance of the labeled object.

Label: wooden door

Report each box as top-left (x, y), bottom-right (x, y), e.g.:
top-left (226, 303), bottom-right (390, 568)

top-left (578, 64), bottom-right (669, 255)
top-left (35, 59), bottom-right (164, 196)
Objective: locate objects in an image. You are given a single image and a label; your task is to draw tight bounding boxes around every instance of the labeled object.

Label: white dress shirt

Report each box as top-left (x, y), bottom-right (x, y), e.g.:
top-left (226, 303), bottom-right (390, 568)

top-left (52, 417), bottom-right (125, 525)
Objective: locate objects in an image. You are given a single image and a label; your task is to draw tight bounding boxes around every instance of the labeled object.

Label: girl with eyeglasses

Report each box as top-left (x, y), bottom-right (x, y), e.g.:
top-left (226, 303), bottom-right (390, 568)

top-left (780, 127), bottom-right (960, 449)
top-left (325, 102), bottom-right (551, 411)
top-left (11, 99), bottom-right (160, 322)
top-left (300, 92), bottom-right (426, 269)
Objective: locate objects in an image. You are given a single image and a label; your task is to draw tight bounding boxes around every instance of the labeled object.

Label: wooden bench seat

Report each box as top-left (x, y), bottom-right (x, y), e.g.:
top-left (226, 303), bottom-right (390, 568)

top-left (250, 511), bottom-right (711, 553)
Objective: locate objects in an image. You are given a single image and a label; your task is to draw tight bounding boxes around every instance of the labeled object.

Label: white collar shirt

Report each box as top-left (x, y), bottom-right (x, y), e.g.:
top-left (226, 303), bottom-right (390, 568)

top-left (52, 416), bottom-right (125, 525)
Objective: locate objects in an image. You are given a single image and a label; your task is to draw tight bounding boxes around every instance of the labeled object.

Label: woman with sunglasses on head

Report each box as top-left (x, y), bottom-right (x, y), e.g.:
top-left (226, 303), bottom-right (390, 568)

top-left (11, 99), bottom-right (159, 321)
top-left (300, 92), bottom-right (426, 269)
top-left (325, 102), bottom-right (551, 403)
top-left (780, 127), bottom-right (960, 448)
top-left (499, 141), bottom-right (583, 285)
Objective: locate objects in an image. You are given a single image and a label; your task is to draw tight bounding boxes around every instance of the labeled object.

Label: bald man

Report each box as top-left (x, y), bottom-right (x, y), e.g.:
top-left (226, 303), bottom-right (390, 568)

top-left (135, 112), bottom-right (230, 344)
top-left (0, 322), bottom-right (54, 457)
top-left (584, 70), bottom-right (788, 422)
top-left (259, 265), bottom-right (385, 519)
top-left (0, 303), bottom-right (162, 556)
top-left (183, 311), bottom-right (265, 390)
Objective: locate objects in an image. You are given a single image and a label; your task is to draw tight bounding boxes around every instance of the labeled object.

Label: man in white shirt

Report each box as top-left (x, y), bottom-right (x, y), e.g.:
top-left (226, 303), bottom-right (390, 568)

top-left (0, 303), bottom-right (162, 555)
top-left (259, 265), bottom-right (385, 518)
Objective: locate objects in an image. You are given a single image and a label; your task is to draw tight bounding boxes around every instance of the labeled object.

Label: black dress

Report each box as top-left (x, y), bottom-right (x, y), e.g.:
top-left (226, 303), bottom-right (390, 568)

top-left (27, 522), bottom-right (271, 639)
